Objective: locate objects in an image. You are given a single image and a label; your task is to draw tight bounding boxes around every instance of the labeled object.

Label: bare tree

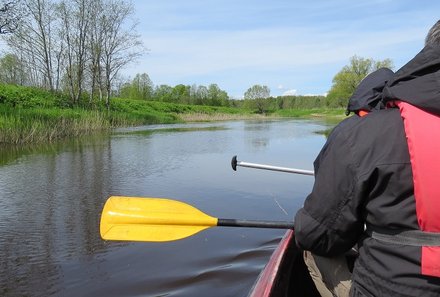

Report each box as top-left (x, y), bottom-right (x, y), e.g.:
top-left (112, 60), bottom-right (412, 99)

top-left (57, 0), bottom-right (92, 104)
top-left (0, 0), bottom-right (25, 34)
top-left (4, 0), bottom-right (144, 110)
top-left (100, 0), bottom-right (144, 109)
top-left (6, 0), bottom-right (58, 90)
top-left (87, 0), bottom-right (105, 103)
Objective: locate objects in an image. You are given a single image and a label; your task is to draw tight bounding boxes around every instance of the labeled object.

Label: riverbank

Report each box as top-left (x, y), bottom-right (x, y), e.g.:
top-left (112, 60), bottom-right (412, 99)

top-left (179, 108), bottom-right (346, 122)
top-left (0, 84), bottom-right (345, 145)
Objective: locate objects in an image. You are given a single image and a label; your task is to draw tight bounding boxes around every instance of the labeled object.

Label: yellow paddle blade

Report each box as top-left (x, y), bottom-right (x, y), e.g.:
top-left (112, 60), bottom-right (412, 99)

top-left (100, 196), bottom-right (218, 242)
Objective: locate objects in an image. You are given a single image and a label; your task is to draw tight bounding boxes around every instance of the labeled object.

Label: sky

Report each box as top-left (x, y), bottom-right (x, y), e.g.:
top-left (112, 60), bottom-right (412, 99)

top-left (124, 0), bottom-right (439, 98)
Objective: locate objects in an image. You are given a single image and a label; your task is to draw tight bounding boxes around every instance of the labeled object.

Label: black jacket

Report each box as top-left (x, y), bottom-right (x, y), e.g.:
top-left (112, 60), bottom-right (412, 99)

top-left (294, 45), bottom-right (440, 297)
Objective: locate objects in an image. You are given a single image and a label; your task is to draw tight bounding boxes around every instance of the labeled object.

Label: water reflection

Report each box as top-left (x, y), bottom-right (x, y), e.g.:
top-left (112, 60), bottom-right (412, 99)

top-left (0, 136), bottom-right (113, 296)
top-left (0, 119), bottom-right (335, 297)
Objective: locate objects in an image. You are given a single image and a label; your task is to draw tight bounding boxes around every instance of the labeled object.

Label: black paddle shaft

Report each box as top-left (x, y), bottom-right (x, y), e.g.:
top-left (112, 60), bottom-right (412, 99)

top-left (218, 218), bottom-right (294, 229)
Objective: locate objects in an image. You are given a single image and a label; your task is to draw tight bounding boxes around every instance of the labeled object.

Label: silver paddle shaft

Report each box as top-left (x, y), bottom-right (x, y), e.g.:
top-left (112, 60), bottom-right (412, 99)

top-left (231, 156), bottom-right (314, 176)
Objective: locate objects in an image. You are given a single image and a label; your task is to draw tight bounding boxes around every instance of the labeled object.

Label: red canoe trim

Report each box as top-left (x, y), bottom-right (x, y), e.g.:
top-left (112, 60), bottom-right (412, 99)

top-left (249, 230), bottom-right (294, 297)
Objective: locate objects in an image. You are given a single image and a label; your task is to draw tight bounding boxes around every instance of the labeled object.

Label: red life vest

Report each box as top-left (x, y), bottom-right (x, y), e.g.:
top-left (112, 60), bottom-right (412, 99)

top-left (396, 101), bottom-right (440, 278)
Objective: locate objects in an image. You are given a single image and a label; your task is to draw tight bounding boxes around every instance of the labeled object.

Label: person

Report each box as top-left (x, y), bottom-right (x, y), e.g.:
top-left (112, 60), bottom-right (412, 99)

top-left (301, 66), bottom-right (395, 297)
top-left (294, 19), bottom-right (440, 297)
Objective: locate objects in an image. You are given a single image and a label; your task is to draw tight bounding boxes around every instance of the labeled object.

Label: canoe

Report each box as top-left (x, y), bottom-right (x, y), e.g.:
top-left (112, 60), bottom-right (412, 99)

top-left (248, 229), bottom-right (321, 297)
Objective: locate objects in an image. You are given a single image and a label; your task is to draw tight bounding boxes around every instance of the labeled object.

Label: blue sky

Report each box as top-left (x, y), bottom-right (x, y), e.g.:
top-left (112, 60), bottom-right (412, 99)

top-left (126, 0), bottom-right (440, 98)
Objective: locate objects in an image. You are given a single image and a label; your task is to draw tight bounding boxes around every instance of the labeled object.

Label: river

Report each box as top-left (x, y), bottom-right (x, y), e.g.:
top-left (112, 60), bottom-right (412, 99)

top-left (0, 119), bottom-right (335, 297)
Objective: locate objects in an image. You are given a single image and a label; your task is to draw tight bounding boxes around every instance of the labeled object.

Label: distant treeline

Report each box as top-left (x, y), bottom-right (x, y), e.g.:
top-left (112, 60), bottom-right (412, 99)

top-left (115, 73), bottom-right (328, 113)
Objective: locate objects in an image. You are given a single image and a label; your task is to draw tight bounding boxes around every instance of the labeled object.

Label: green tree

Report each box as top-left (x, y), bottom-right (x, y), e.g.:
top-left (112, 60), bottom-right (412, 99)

top-left (171, 84), bottom-right (191, 103)
top-left (0, 53), bottom-right (26, 84)
top-left (207, 83), bottom-right (228, 106)
top-left (326, 56), bottom-right (393, 108)
top-left (129, 73), bottom-right (153, 100)
top-left (244, 84), bottom-right (271, 114)
top-left (195, 85), bottom-right (208, 104)
top-left (154, 84), bottom-right (173, 102)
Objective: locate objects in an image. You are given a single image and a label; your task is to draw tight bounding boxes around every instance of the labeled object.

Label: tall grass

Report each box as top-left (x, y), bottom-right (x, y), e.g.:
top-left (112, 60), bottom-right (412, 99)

top-left (0, 106), bottom-right (111, 144)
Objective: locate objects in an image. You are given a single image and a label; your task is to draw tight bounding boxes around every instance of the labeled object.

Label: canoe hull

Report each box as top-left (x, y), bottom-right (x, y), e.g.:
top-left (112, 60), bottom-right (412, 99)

top-left (248, 230), bottom-right (321, 297)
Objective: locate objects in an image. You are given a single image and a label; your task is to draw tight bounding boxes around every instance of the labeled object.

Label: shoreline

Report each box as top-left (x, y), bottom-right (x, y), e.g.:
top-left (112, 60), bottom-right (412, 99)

top-left (0, 109), bottom-right (345, 146)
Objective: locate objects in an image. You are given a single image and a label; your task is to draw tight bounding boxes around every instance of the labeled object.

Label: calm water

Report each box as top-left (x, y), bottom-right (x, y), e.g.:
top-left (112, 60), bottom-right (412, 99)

top-left (0, 119), bottom-right (334, 297)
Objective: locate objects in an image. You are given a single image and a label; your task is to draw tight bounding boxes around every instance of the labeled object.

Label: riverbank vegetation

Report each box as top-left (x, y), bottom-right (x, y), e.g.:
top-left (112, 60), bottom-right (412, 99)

top-left (0, 1), bottom-right (392, 145)
top-left (0, 83), bottom-right (345, 144)
top-left (0, 54), bottom-right (392, 145)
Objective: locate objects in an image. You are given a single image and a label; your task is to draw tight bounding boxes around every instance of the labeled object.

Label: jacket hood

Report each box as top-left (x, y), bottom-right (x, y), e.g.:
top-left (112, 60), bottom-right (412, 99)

top-left (347, 67), bottom-right (394, 114)
top-left (382, 44), bottom-right (440, 115)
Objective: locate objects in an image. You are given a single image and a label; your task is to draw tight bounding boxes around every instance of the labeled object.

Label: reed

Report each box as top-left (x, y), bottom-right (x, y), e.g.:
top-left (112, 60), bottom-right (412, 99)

top-left (0, 106), bottom-right (110, 144)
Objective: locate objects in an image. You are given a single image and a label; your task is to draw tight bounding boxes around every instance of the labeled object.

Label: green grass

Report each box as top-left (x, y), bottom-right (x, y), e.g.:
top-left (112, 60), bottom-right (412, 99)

top-left (0, 84), bottom-right (254, 144)
top-left (273, 108), bottom-right (346, 118)
top-left (0, 105), bottom-right (110, 144)
top-left (0, 84), bottom-right (343, 145)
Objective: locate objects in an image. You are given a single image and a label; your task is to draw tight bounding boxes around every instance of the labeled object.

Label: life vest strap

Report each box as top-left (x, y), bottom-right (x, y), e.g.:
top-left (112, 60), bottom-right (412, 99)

top-left (366, 225), bottom-right (440, 247)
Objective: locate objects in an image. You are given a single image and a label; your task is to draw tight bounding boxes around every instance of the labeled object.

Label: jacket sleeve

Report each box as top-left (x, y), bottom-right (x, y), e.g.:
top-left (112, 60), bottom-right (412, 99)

top-left (294, 121), bottom-right (365, 256)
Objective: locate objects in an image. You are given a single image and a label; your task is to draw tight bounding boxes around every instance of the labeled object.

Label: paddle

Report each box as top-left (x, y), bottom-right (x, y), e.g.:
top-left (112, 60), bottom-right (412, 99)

top-left (231, 155), bottom-right (314, 176)
top-left (100, 196), bottom-right (294, 242)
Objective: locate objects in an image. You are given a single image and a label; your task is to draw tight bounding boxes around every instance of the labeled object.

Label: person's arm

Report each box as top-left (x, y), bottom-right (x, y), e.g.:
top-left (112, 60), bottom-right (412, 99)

top-left (294, 123), bottom-right (365, 256)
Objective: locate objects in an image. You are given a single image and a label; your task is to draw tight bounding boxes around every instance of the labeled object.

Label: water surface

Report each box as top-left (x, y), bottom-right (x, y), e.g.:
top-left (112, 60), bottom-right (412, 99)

top-left (0, 119), bottom-right (334, 296)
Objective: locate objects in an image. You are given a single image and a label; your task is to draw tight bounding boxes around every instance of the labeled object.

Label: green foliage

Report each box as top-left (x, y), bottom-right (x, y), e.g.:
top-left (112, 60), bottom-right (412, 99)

top-left (243, 85), bottom-right (271, 114)
top-left (153, 84), bottom-right (174, 102)
top-left (130, 73), bottom-right (154, 100)
top-left (171, 84), bottom-right (191, 103)
top-left (271, 95), bottom-right (326, 109)
top-left (0, 105), bottom-right (110, 144)
top-left (0, 83), bottom-right (253, 144)
top-left (0, 84), bottom-right (70, 108)
top-left (0, 53), bottom-right (26, 84)
top-left (274, 107), bottom-right (345, 118)
top-left (0, 74), bottom-right (351, 144)
top-left (326, 56), bottom-right (393, 108)
top-left (207, 84), bottom-right (229, 106)
top-left (122, 79), bottom-right (230, 107)
top-left (244, 84), bottom-right (270, 100)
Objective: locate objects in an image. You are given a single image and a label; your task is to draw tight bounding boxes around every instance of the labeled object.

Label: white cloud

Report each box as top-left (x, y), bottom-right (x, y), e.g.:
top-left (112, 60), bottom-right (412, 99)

top-left (303, 93), bottom-right (328, 97)
top-left (125, 1), bottom-right (440, 96)
top-left (282, 89), bottom-right (297, 96)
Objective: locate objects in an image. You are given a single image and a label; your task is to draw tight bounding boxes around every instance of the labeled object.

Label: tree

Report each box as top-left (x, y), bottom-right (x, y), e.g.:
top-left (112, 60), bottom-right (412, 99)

top-left (0, 53), bottom-right (26, 84)
top-left (244, 84), bottom-right (271, 114)
top-left (207, 83), bottom-right (228, 106)
top-left (154, 84), bottom-right (173, 102)
top-left (0, 0), bottom-right (25, 34)
top-left (87, 0), bottom-right (104, 103)
top-left (244, 84), bottom-right (270, 100)
top-left (58, 0), bottom-right (92, 104)
top-left (120, 73), bottom-right (154, 100)
top-left (196, 85), bottom-right (208, 104)
top-left (170, 84), bottom-right (190, 103)
top-left (100, 0), bottom-right (144, 110)
top-left (326, 56), bottom-right (393, 107)
top-left (7, 0), bottom-right (59, 90)
top-left (5, 0), bottom-right (143, 109)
